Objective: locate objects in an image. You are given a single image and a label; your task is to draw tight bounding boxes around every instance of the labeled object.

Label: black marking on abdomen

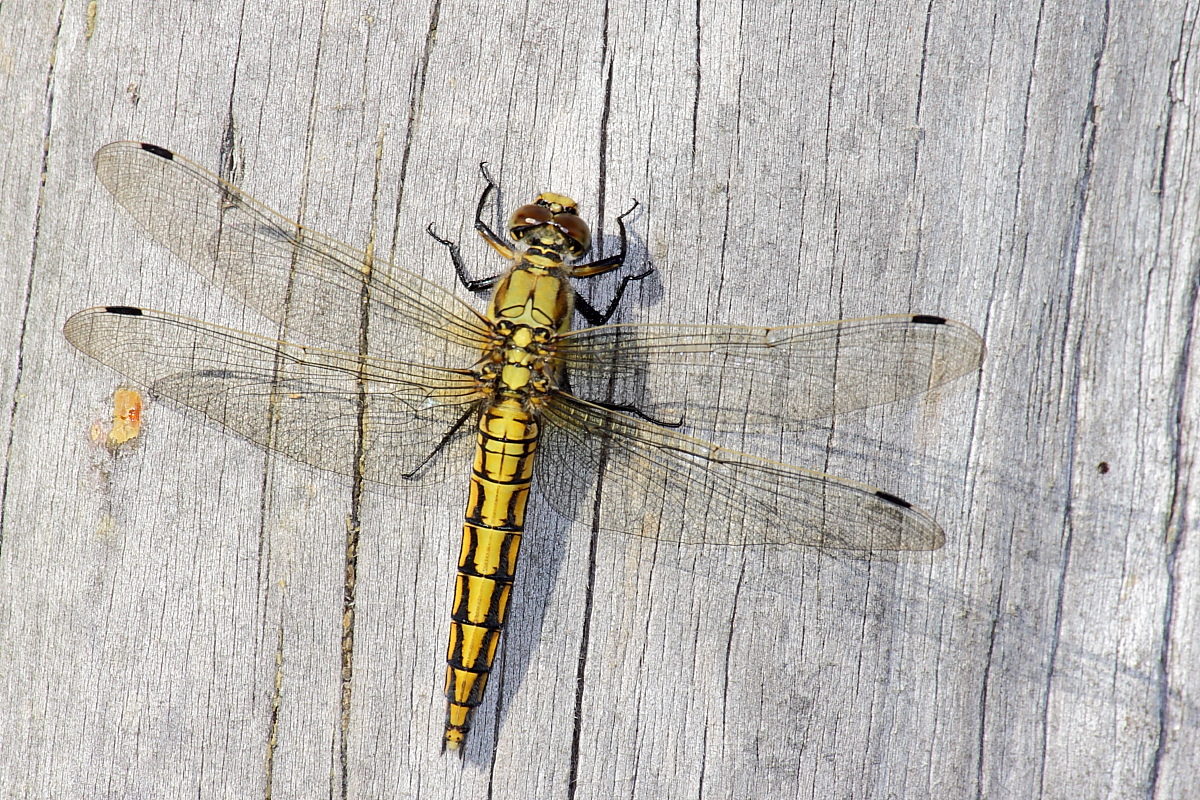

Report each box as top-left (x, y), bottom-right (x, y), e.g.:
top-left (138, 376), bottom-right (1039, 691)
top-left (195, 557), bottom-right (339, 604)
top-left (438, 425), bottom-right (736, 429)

top-left (464, 481), bottom-right (530, 527)
top-left (462, 518), bottom-right (524, 534)
top-left (451, 577), bottom-right (511, 628)
top-left (469, 468), bottom-right (534, 486)
top-left (459, 526), bottom-right (522, 578)
top-left (447, 657), bottom-right (492, 677)
top-left (461, 523), bottom-right (524, 548)
top-left (479, 428), bottom-right (541, 445)
top-left (445, 668), bottom-right (490, 706)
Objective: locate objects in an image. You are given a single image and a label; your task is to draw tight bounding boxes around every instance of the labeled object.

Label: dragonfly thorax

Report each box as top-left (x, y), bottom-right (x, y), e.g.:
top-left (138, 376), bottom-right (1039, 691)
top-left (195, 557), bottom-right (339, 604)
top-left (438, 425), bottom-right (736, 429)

top-left (487, 262), bottom-right (575, 333)
top-left (474, 320), bottom-right (560, 403)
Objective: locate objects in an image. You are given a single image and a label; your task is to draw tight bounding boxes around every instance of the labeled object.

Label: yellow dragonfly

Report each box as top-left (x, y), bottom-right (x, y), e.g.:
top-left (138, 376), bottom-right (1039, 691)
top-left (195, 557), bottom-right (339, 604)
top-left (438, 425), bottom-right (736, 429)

top-left (64, 141), bottom-right (984, 751)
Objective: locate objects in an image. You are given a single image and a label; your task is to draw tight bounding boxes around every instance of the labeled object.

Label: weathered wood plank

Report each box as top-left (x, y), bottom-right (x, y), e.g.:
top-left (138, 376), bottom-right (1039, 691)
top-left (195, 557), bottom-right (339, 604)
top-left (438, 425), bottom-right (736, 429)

top-left (1, 0), bottom-right (1196, 798)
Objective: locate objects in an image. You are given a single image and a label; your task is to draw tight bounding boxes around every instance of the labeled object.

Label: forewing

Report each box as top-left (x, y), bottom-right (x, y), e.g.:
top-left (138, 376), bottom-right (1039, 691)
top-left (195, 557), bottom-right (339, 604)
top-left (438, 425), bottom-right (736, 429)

top-left (64, 306), bottom-right (483, 485)
top-left (537, 393), bottom-right (944, 551)
top-left (92, 141), bottom-right (491, 366)
top-left (556, 315), bottom-right (983, 433)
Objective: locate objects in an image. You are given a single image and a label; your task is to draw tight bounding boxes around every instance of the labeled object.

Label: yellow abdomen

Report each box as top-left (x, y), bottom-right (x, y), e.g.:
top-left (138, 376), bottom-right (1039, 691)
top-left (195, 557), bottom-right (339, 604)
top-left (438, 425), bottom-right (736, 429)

top-left (443, 398), bottom-right (539, 749)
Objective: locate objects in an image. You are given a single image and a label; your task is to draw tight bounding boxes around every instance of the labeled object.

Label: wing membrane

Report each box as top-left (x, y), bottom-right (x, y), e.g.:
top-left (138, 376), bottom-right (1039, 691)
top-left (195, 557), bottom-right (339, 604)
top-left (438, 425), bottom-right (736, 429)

top-left (557, 315), bottom-right (983, 433)
top-left (64, 306), bottom-right (482, 484)
top-left (92, 141), bottom-right (491, 367)
top-left (538, 392), bottom-right (944, 551)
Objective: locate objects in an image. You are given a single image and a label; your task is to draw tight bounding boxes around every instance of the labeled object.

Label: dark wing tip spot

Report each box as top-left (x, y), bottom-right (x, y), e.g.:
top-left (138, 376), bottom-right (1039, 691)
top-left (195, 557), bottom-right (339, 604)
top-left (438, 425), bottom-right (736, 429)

top-left (139, 142), bottom-right (174, 160)
top-left (875, 490), bottom-right (912, 509)
top-left (911, 314), bottom-right (947, 326)
top-left (105, 306), bottom-right (144, 316)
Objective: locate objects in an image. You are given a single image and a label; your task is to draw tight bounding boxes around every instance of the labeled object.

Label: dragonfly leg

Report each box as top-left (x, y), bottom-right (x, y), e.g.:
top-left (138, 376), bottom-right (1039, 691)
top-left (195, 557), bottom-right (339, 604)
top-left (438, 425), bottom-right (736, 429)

top-left (426, 223), bottom-right (501, 294)
top-left (573, 265), bottom-right (654, 326)
top-left (551, 380), bottom-right (682, 429)
top-left (571, 199), bottom-right (640, 276)
top-left (473, 162), bottom-right (513, 255)
top-left (592, 399), bottom-right (683, 428)
top-left (571, 200), bottom-right (654, 326)
top-left (399, 404), bottom-right (479, 479)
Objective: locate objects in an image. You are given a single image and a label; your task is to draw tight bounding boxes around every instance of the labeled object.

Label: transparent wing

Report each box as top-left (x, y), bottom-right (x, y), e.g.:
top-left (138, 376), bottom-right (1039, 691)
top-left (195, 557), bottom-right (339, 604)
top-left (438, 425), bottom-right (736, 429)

top-left (537, 393), bottom-right (944, 551)
top-left (556, 314), bottom-right (984, 433)
top-left (92, 141), bottom-right (491, 366)
top-left (64, 306), bottom-right (483, 485)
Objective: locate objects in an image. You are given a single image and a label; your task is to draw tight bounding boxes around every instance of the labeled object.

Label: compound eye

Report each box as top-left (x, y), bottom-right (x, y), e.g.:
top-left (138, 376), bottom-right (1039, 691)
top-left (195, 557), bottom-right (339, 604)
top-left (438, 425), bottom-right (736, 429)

top-left (552, 213), bottom-right (591, 254)
top-left (509, 204), bottom-right (553, 238)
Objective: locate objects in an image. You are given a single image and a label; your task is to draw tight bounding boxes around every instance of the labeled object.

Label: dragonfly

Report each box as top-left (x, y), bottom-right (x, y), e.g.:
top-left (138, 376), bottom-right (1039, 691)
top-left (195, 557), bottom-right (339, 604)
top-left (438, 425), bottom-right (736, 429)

top-left (64, 141), bottom-right (985, 752)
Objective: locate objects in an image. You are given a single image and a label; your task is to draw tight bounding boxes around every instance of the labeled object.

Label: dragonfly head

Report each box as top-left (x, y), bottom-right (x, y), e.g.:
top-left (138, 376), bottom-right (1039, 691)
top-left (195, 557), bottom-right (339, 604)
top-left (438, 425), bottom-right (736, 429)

top-left (509, 193), bottom-right (592, 260)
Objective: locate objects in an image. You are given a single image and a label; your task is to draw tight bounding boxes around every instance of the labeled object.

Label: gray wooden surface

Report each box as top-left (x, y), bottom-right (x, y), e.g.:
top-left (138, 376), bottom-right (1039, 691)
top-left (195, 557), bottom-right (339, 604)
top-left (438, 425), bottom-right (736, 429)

top-left (2, 0), bottom-right (1197, 798)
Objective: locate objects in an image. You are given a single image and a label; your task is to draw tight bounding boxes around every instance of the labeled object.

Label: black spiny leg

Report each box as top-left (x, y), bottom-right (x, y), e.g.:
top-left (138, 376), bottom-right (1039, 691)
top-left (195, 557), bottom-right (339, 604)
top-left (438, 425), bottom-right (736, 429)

top-left (473, 162), bottom-right (512, 254)
top-left (593, 400), bottom-right (683, 428)
top-left (572, 200), bottom-right (639, 276)
top-left (572, 200), bottom-right (654, 327)
top-left (426, 223), bottom-right (499, 294)
top-left (428, 162), bottom-right (513, 294)
top-left (574, 267), bottom-right (654, 326)
top-left (399, 405), bottom-right (480, 479)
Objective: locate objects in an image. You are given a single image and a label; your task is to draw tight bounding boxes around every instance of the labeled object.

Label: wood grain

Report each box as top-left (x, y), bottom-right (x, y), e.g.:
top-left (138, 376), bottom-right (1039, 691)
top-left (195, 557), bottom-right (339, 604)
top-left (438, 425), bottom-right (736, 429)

top-left (1, 0), bottom-right (1196, 797)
